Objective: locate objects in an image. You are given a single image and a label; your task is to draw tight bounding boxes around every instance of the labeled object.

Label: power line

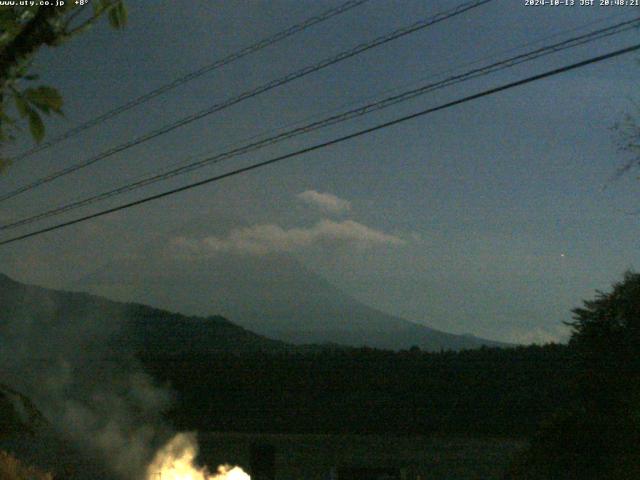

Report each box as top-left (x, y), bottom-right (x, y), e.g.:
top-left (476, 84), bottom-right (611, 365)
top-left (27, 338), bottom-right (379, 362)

top-left (1, 42), bottom-right (638, 247)
top-left (0, 0), bottom-right (493, 203)
top-left (9, 0), bottom-right (372, 162)
top-left (152, 10), bottom-right (635, 178)
top-left (3, 17), bottom-right (638, 232)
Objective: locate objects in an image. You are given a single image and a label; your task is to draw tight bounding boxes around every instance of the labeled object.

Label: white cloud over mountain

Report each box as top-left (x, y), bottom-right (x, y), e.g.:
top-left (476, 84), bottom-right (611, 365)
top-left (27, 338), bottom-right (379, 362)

top-left (172, 219), bottom-right (404, 256)
top-left (297, 190), bottom-right (351, 214)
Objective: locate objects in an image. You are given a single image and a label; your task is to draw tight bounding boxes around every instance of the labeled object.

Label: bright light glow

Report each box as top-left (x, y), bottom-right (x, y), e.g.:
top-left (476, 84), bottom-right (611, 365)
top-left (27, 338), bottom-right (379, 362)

top-left (146, 433), bottom-right (250, 480)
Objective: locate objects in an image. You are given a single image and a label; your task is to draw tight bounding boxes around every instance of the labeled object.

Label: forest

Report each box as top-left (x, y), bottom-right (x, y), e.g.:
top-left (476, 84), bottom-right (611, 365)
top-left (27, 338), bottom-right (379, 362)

top-left (140, 344), bottom-right (573, 437)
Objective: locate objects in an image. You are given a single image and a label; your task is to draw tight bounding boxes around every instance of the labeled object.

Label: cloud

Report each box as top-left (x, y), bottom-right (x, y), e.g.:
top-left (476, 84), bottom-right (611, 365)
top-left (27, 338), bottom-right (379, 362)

top-left (172, 219), bottom-right (404, 256)
top-left (297, 190), bottom-right (351, 214)
top-left (506, 324), bottom-right (570, 345)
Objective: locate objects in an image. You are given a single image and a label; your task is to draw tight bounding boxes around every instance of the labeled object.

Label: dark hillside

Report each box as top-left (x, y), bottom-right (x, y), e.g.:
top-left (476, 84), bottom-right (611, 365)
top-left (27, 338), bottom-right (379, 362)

top-left (81, 253), bottom-right (505, 352)
top-left (141, 344), bottom-right (574, 437)
top-left (1, 273), bottom-right (573, 439)
top-left (0, 273), bottom-right (289, 356)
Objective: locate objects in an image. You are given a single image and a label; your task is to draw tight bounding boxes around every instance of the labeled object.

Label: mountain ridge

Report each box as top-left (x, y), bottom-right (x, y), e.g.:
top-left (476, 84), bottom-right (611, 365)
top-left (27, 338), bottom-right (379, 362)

top-left (0, 272), bottom-right (290, 357)
top-left (75, 250), bottom-right (505, 351)
top-left (2, 269), bottom-right (504, 352)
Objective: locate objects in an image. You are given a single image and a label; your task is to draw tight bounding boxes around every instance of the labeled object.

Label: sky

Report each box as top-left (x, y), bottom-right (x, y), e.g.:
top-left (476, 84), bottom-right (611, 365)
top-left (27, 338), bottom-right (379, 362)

top-left (1, 0), bottom-right (639, 344)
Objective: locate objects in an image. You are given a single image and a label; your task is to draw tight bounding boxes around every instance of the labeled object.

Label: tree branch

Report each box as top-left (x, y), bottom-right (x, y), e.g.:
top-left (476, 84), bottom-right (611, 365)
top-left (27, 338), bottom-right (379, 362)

top-left (0, 7), bottom-right (62, 87)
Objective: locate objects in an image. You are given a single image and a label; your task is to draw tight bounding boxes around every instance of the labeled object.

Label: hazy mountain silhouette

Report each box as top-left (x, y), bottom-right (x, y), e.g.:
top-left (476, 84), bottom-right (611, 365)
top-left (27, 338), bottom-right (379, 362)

top-left (0, 272), bottom-right (298, 480)
top-left (0, 272), bottom-right (288, 356)
top-left (77, 251), bottom-right (503, 351)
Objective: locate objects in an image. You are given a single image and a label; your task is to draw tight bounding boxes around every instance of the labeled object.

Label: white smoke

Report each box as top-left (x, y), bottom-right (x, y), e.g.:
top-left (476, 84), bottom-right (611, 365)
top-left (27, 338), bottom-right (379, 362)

top-left (0, 279), bottom-right (172, 479)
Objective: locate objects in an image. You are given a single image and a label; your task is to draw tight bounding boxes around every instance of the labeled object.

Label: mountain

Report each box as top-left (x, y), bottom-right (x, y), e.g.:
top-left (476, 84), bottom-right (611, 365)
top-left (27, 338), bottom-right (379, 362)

top-left (0, 272), bottom-right (288, 357)
top-left (1, 272), bottom-right (294, 480)
top-left (77, 252), bottom-right (503, 351)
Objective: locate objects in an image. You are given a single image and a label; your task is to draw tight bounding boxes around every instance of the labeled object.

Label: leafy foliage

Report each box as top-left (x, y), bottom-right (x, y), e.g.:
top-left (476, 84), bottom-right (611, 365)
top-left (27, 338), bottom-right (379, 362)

top-left (613, 102), bottom-right (640, 179)
top-left (506, 272), bottom-right (640, 479)
top-left (0, 2), bottom-right (127, 171)
top-left (10, 84), bottom-right (63, 143)
top-left (104, 0), bottom-right (128, 29)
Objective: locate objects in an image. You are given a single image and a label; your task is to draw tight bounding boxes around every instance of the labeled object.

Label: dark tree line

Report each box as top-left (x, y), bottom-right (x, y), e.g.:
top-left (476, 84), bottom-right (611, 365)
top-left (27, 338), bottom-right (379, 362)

top-left (505, 272), bottom-right (640, 479)
top-left (140, 343), bottom-right (574, 437)
top-left (139, 273), bottom-right (640, 479)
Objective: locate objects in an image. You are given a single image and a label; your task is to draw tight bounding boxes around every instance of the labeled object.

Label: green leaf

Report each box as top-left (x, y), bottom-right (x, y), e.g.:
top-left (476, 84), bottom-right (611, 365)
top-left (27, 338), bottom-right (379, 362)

top-left (0, 11), bottom-right (23, 45)
top-left (0, 111), bottom-right (16, 126)
top-left (14, 94), bottom-right (30, 118)
top-left (92, 0), bottom-right (106, 15)
top-left (13, 59), bottom-right (35, 79)
top-left (27, 109), bottom-right (45, 143)
top-left (24, 86), bottom-right (63, 114)
top-left (108, 2), bottom-right (127, 29)
top-left (0, 9), bottom-right (16, 30)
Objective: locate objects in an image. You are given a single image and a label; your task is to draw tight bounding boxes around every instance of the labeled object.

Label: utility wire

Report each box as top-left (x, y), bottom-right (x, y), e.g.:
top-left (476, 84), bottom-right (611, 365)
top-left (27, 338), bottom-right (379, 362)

top-left (0, 0), bottom-right (493, 203)
top-left (146, 9), bottom-right (634, 181)
top-left (3, 17), bottom-right (638, 232)
top-left (1, 42), bottom-right (638, 247)
top-left (9, 0), bottom-right (371, 162)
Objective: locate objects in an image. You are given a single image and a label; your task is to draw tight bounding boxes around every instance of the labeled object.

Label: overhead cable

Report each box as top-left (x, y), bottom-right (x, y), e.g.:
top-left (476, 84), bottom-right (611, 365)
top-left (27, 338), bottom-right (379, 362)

top-left (9, 0), bottom-right (372, 162)
top-left (1, 42), bottom-right (638, 247)
top-left (0, 0), bottom-right (493, 202)
top-left (3, 17), bottom-right (638, 232)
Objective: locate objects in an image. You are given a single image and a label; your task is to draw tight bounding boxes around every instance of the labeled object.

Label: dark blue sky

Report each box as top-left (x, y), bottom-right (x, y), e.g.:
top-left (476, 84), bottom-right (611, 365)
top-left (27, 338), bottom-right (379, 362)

top-left (1, 0), bottom-right (639, 343)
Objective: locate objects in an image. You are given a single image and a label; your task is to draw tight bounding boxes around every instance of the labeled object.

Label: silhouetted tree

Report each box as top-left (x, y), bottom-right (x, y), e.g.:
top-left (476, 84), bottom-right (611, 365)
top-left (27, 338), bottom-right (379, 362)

top-left (614, 103), bottom-right (640, 180)
top-left (0, 1), bottom-right (127, 169)
top-left (506, 272), bottom-right (640, 480)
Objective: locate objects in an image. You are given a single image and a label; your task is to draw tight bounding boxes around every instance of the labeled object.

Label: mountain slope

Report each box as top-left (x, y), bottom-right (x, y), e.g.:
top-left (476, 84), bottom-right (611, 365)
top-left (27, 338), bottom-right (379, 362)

top-left (78, 253), bottom-right (503, 351)
top-left (0, 273), bottom-right (289, 357)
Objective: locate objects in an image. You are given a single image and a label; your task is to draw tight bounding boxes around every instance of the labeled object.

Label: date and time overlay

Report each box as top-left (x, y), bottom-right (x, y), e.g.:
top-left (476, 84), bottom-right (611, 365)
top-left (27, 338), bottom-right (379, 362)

top-left (0, 0), bottom-right (638, 9)
top-left (525, 0), bottom-right (638, 6)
